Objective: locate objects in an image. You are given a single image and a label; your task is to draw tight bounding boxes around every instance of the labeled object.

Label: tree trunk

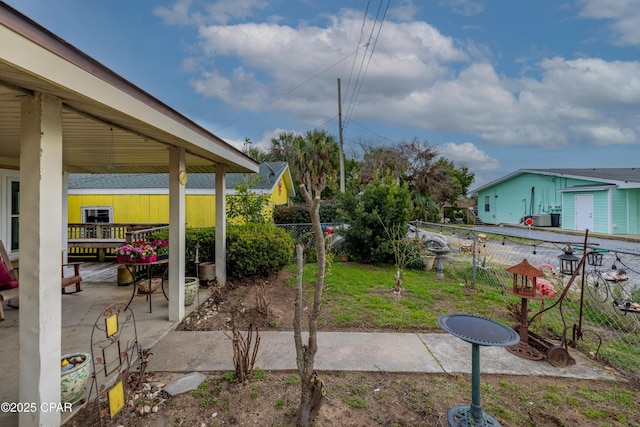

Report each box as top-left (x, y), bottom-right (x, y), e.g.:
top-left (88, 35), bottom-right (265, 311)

top-left (293, 186), bottom-right (327, 426)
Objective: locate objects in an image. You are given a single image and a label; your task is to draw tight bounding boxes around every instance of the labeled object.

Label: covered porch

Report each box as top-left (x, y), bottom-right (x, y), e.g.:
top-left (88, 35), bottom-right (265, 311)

top-left (0, 263), bottom-right (211, 426)
top-left (0, 3), bottom-right (258, 426)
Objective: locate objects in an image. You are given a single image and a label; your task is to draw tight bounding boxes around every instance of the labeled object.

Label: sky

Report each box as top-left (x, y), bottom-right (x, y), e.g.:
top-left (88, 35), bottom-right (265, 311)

top-left (4, 0), bottom-right (640, 190)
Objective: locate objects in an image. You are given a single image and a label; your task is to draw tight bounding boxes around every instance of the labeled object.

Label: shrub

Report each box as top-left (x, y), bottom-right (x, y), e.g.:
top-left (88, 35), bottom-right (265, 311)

top-left (273, 201), bottom-right (341, 224)
top-left (339, 174), bottom-right (413, 265)
top-left (150, 227), bottom-right (215, 276)
top-left (227, 224), bottom-right (294, 278)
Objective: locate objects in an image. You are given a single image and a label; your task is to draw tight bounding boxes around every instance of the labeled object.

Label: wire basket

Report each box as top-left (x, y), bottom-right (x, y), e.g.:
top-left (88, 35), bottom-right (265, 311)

top-left (137, 277), bottom-right (162, 294)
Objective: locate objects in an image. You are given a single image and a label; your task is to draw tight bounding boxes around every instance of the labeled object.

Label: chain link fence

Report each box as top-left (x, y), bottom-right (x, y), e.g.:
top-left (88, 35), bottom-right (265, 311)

top-left (415, 221), bottom-right (640, 376)
top-left (277, 221), bottom-right (640, 375)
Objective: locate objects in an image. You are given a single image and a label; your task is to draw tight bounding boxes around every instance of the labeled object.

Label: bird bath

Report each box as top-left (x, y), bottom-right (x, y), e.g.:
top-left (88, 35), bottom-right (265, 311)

top-left (428, 246), bottom-right (450, 279)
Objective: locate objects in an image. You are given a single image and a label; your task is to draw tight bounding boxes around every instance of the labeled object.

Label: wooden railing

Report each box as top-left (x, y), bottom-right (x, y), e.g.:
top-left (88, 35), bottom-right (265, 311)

top-left (126, 225), bottom-right (169, 244)
top-left (67, 223), bottom-right (168, 261)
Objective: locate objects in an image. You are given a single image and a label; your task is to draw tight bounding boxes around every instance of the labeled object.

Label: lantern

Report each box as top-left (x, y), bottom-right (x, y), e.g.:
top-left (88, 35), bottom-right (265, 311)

top-left (558, 245), bottom-right (579, 275)
top-left (507, 259), bottom-right (543, 297)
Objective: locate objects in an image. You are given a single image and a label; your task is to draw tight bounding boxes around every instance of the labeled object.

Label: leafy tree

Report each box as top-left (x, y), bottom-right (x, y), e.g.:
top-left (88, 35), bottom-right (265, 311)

top-left (357, 145), bottom-right (408, 185)
top-left (268, 131), bottom-right (343, 203)
top-left (354, 138), bottom-right (474, 222)
top-left (241, 137), bottom-right (270, 163)
top-left (226, 175), bottom-right (272, 224)
top-left (291, 129), bottom-right (339, 427)
top-left (339, 172), bottom-right (413, 265)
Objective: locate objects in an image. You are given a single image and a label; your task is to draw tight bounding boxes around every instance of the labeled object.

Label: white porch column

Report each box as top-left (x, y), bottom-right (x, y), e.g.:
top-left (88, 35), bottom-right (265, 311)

top-left (19, 93), bottom-right (63, 427)
top-left (168, 147), bottom-right (186, 321)
top-left (62, 172), bottom-right (69, 263)
top-left (215, 163), bottom-right (227, 285)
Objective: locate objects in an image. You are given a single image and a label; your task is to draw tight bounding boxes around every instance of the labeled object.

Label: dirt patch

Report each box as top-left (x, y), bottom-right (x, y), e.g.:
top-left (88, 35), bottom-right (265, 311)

top-left (65, 270), bottom-right (640, 427)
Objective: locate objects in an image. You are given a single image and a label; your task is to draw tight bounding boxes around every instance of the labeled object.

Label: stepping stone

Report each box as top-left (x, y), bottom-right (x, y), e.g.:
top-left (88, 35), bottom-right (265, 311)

top-left (163, 372), bottom-right (207, 396)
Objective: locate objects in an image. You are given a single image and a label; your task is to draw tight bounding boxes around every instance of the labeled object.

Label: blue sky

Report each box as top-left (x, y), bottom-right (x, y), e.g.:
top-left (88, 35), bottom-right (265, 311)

top-left (5, 0), bottom-right (640, 189)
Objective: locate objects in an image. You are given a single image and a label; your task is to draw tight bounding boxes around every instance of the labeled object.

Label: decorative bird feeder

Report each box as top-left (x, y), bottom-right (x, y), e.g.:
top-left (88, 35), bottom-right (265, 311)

top-left (507, 259), bottom-right (544, 297)
top-left (558, 245), bottom-right (580, 275)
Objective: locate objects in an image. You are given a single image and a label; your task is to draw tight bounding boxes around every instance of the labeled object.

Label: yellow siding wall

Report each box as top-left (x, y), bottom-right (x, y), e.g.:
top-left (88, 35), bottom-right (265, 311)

top-left (271, 178), bottom-right (288, 205)
top-left (68, 183), bottom-right (287, 227)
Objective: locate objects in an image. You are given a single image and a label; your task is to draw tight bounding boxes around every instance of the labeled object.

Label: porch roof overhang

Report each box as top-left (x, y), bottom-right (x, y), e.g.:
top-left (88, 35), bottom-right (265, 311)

top-left (0, 3), bottom-right (258, 175)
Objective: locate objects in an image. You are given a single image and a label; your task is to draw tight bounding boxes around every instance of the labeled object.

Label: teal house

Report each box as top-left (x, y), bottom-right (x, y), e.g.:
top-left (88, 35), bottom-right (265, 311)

top-left (474, 168), bottom-right (640, 235)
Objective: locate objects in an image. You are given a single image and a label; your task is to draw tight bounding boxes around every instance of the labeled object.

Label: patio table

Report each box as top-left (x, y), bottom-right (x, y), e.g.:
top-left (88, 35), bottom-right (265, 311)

top-left (122, 259), bottom-right (169, 313)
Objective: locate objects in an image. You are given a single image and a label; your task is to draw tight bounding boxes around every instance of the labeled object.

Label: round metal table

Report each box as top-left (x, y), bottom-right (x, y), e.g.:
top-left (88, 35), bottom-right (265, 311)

top-left (438, 314), bottom-right (520, 427)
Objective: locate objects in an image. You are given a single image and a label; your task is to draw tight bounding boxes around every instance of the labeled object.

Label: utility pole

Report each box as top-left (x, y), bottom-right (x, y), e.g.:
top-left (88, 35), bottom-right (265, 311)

top-left (338, 78), bottom-right (345, 193)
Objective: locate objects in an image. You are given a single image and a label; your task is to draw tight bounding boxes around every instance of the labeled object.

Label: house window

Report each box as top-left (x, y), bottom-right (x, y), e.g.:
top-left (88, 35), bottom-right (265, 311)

top-left (10, 180), bottom-right (19, 251)
top-left (484, 195), bottom-right (490, 212)
top-left (82, 207), bottom-right (113, 223)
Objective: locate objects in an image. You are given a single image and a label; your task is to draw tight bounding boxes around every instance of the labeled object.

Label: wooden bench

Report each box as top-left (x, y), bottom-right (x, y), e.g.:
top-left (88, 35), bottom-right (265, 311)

top-left (68, 238), bottom-right (126, 261)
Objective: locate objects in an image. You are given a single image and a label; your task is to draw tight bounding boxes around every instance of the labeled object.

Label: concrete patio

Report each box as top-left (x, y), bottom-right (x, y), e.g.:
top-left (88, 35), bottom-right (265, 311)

top-left (0, 262), bottom-right (209, 427)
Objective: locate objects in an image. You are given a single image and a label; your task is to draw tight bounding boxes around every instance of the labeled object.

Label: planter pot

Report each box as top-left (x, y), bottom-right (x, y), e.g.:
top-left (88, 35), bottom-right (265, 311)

top-left (117, 265), bottom-right (134, 286)
top-left (184, 277), bottom-right (199, 306)
top-left (422, 255), bottom-right (436, 271)
top-left (116, 255), bottom-right (133, 263)
top-left (61, 352), bottom-right (92, 404)
top-left (198, 262), bottom-right (215, 281)
top-left (136, 254), bottom-right (157, 263)
top-left (339, 254), bottom-right (350, 262)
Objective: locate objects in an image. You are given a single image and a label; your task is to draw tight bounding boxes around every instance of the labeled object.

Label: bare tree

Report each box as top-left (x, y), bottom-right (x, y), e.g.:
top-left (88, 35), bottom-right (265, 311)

top-left (291, 129), bottom-right (339, 426)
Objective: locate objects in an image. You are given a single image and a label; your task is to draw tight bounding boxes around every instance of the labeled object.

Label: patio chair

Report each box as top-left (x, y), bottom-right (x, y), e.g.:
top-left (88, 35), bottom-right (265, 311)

top-left (0, 241), bottom-right (84, 320)
top-left (0, 241), bottom-right (19, 321)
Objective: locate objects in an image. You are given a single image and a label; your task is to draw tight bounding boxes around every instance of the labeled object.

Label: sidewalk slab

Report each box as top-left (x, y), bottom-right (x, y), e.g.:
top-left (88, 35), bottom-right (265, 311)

top-left (148, 331), bottom-right (443, 373)
top-left (420, 333), bottom-right (618, 380)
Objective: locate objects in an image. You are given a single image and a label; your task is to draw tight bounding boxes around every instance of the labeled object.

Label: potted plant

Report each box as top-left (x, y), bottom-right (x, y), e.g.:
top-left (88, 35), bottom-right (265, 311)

top-left (114, 241), bottom-right (157, 263)
top-left (61, 352), bottom-right (92, 404)
top-left (151, 239), bottom-right (169, 260)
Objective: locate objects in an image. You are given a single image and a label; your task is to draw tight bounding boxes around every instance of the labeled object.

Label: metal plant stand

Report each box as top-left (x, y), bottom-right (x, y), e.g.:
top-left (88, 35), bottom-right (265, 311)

top-left (438, 314), bottom-right (520, 427)
top-left (506, 290), bottom-right (545, 361)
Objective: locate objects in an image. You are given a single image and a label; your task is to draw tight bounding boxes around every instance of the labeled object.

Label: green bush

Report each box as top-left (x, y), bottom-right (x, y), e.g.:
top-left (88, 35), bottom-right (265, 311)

top-left (273, 201), bottom-right (341, 224)
top-left (339, 174), bottom-right (413, 265)
top-left (226, 224), bottom-right (294, 278)
top-left (151, 224), bottom-right (293, 277)
top-left (150, 227), bottom-right (215, 276)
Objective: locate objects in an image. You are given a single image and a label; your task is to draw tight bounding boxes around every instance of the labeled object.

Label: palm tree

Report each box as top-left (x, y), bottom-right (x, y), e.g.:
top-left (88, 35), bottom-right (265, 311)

top-left (291, 129), bottom-right (339, 427)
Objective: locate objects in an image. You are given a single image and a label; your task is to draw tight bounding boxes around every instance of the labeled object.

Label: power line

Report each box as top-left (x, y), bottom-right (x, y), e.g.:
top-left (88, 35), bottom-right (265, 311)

top-left (213, 49), bottom-right (358, 132)
top-left (343, 0), bottom-right (391, 134)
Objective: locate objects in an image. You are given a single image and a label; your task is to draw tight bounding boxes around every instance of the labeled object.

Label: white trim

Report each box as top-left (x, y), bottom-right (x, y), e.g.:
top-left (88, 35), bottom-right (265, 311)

top-left (67, 188), bottom-right (271, 195)
top-left (81, 206), bottom-right (114, 223)
top-left (558, 185), bottom-right (614, 192)
top-left (608, 188), bottom-right (613, 235)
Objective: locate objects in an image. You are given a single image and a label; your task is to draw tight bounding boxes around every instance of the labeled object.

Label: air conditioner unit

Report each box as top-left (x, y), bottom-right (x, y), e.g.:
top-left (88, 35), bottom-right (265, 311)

top-left (531, 214), bottom-right (551, 227)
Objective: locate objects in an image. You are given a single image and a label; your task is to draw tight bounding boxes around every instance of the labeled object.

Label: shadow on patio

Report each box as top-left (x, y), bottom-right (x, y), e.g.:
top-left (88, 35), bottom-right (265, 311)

top-left (0, 262), bottom-right (209, 427)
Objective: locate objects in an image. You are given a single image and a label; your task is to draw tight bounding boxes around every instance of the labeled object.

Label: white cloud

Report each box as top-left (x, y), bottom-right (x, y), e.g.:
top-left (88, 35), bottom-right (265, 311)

top-left (578, 0), bottom-right (640, 45)
top-left (437, 142), bottom-right (500, 171)
top-left (154, 0), bottom-right (193, 26)
top-left (388, 0), bottom-right (419, 22)
top-left (439, 0), bottom-right (486, 17)
top-left (204, 0), bottom-right (269, 25)
top-left (178, 5), bottom-right (640, 152)
top-left (155, 0), bottom-right (269, 26)
top-left (569, 124), bottom-right (637, 145)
